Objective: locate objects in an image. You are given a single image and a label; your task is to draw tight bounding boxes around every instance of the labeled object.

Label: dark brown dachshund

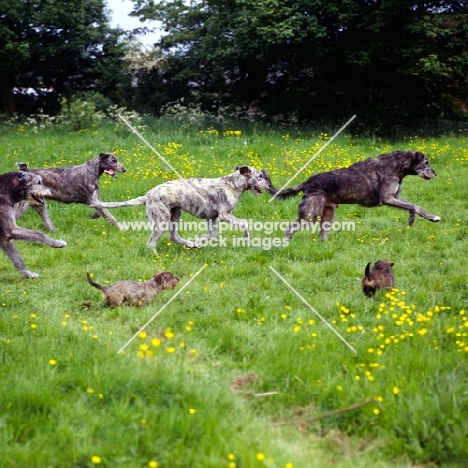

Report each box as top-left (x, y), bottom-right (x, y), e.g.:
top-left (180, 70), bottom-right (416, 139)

top-left (362, 260), bottom-right (395, 296)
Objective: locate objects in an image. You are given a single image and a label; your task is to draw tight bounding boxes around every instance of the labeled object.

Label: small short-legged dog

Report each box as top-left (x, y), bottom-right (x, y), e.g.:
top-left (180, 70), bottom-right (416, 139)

top-left (86, 271), bottom-right (179, 307)
top-left (361, 260), bottom-right (395, 296)
top-left (0, 171), bottom-right (67, 278)
top-left (15, 153), bottom-right (126, 231)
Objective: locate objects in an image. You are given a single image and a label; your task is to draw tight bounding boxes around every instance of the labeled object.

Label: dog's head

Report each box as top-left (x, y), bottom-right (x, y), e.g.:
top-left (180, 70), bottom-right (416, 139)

top-left (18, 171), bottom-right (53, 205)
top-left (406, 151), bottom-right (437, 180)
top-left (153, 271), bottom-right (180, 290)
top-left (98, 152), bottom-right (126, 178)
top-left (236, 166), bottom-right (274, 196)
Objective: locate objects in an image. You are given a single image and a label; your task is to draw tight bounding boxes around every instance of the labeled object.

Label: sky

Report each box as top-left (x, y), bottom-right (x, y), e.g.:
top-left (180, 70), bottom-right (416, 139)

top-left (106, 0), bottom-right (162, 46)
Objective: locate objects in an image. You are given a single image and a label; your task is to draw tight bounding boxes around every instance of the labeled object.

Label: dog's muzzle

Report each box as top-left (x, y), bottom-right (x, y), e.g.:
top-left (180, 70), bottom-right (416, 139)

top-left (250, 185), bottom-right (264, 195)
top-left (422, 170), bottom-right (437, 180)
top-left (29, 187), bottom-right (53, 205)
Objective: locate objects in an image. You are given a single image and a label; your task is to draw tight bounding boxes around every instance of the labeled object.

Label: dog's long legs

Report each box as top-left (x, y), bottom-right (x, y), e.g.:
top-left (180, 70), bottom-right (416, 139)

top-left (319, 205), bottom-right (337, 241)
top-left (88, 191), bottom-right (122, 229)
top-left (286, 194), bottom-right (325, 240)
top-left (383, 196), bottom-right (441, 225)
top-left (194, 217), bottom-right (218, 247)
top-left (218, 213), bottom-right (249, 238)
top-left (93, 208), bottom-right (121, 228)
top-left (11, 227), bottom-right (67, 248)
top-left (31, 203), bottom-right (57, 231)
top-left (0, 240), bottom-right (39, 278)
top-left (285, 218), bottom-right (304, 239)
top-left (145, 205), bottom-right (171, 248)
top-left (168, 207), bottom-right (196, 248)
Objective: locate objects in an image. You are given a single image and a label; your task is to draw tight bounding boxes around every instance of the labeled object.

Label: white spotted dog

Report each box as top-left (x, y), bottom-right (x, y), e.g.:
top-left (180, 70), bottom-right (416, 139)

top-left (90, 166), bottom-right (275, 248)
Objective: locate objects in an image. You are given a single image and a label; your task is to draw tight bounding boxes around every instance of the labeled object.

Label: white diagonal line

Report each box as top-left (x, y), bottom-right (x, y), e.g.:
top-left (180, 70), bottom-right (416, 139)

top-left (269, 266), bottom-right (357, 353)
top-left (117, 114), bottom-right (207, 205)
top-left (117, 265), bottom-right (206, 354)
top-left (118, 114), bottom-right (183, 177)
top-left (268, 115), bottom-right (356, 202)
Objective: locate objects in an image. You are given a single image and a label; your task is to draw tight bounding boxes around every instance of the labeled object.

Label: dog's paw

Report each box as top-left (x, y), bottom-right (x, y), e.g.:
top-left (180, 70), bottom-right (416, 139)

top-left (23, 270), bottom-right (39, 278)
top-left (55, 239), bottom-right (67, 248)
top-left (431, 216), bottom-right (441, 222)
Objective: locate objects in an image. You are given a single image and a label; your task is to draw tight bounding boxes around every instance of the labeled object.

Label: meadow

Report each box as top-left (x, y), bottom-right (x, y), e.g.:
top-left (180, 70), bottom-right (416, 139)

top-left (0, 118), bottom-right (467, 468)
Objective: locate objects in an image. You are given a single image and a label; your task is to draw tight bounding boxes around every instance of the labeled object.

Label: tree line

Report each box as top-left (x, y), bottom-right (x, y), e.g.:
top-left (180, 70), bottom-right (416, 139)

top-left (1, 0), bottom-right (467, 134)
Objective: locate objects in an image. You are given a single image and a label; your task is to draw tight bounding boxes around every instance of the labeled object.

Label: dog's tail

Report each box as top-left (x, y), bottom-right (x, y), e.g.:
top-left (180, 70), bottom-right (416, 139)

top-left (365, 262), bottom-right (371, 277)
top-left (269, 183), bottom-right (305, 200)
top-left (87, 272), bottom-right (107, 292)
top-left (90, 191), bottom-right (147, 209)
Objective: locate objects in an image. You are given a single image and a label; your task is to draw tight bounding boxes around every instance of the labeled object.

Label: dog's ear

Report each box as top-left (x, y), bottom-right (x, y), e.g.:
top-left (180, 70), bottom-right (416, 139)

top-left (153, 272), bottom-right (164, 284)
top-left (365, 263), bottom-right (371, 276)
top-left (17, 171), bottom-right (33, 184)
top-left (99, 152), bottom-right (115, 161)
top-left (153, 272), bottom-right (173, 284)
top-left (16, 162), bottom-right (29, 172)
top-left (236, 166), bottom-right (251, 176)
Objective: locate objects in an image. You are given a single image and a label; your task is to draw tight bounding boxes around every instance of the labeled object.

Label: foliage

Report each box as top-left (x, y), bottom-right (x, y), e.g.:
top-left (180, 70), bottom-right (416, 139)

top-left (130, 0), bottom-right (468, 133)
top-left (1, 121), bottom-right (468, 466)
top-left (0, 0), bottom-right (127, 115)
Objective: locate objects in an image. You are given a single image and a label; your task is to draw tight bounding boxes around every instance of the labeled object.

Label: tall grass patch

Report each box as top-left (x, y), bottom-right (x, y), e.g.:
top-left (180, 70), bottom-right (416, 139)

top-left (1, 122), bottom-right (467, 467)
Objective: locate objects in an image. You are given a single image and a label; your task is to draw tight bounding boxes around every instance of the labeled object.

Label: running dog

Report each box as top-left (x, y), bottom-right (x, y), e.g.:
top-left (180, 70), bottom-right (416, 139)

top-left (87, 271), bottom-right (179, 307)
top-left (0, 171), bottom-right (67, 278)
top-left (269, 150), bottom-right (440, 241)
top-left (90, 166), bottom-right (275, 248)
top-left (15, 152), bottom-right (126, 231)
top-left (362, 260), bottom-right (395, 296)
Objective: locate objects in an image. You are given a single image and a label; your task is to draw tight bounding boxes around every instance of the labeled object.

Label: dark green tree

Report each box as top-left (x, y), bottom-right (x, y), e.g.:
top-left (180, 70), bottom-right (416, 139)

top-left (131, 0), bottom-right (468, 131)
top-left (0, 0), bottom-right (126, 115)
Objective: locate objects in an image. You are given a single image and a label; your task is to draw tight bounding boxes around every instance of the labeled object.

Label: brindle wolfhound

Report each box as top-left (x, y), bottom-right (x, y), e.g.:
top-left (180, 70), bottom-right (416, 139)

top-left (87, 271), bottom-right (179, 307)
top-left (0, 171), bottom-right (67, 278)
top-left (15, 152), bottom-right (126, 231)
top-left (90, 166), bottom-right (275, 248)
top-left (269, 150), bottom-right (440, 241)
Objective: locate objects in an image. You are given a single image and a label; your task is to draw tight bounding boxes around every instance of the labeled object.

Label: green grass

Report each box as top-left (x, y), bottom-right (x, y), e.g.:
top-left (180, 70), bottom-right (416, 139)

top-left (1, 121), bottom-right (467, 467)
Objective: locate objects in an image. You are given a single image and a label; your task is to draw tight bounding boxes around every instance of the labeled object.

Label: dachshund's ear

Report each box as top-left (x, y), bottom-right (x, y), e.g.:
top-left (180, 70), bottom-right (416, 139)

top-left (153, 272), bottom-right (164, 284)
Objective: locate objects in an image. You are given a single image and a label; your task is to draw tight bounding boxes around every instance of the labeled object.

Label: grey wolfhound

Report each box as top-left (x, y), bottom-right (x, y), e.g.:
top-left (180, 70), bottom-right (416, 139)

top-left (15, 152), bottom-right (126, 231)
top-left (0, 171), bottom-right (67, 278)
top-left (269, 150), bottom-right (440, 241)
top-left (362, 260), bottom-right (395, 297)
top-left (91, 166), bottom-right (274, 248)
top-left (86, 271), bottom-right (179, 307)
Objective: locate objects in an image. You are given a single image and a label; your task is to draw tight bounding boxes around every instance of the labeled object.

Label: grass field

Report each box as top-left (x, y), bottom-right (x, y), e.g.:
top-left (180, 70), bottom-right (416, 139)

top-left (1, 119), bottom-right (467, 467)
